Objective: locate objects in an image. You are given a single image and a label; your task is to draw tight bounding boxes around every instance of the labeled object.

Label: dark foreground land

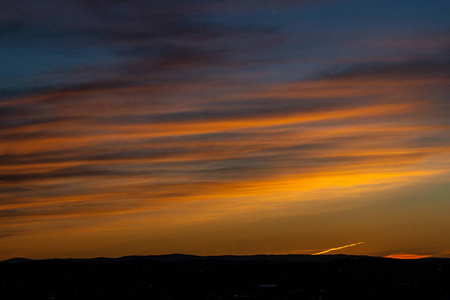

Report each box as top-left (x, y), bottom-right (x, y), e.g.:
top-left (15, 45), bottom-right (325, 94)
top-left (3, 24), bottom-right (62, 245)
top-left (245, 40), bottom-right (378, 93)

top-left (1, 254), bottom-right (449, 300)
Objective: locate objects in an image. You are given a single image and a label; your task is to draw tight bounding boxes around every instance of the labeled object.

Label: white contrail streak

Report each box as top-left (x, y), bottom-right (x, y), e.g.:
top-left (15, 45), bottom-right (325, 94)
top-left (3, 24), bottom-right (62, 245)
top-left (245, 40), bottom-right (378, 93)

top-left (312, 242), bottom-right (365, 255)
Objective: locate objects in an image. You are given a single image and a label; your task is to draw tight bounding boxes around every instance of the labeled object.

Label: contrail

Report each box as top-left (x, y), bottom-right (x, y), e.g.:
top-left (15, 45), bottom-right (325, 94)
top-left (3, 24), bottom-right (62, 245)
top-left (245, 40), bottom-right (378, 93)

top-left (312, 242), bottom-right (365, 255)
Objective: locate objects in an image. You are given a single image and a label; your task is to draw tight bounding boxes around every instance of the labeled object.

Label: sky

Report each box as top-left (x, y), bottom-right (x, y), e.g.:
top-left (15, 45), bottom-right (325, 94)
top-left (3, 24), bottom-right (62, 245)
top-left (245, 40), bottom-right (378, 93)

top-left (1, 0), bottom-right (449, 260)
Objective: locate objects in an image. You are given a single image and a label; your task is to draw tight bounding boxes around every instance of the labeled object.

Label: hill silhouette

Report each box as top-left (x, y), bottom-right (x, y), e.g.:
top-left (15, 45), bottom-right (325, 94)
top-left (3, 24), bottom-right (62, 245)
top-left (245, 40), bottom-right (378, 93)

top-left (1, 254), bottom-right (449, 299)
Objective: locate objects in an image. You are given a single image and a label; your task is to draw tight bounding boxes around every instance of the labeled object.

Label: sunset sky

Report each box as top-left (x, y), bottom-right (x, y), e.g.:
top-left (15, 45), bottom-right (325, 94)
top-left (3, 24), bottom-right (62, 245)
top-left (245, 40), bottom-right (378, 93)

top-left (1, 0), bottom-right (449, 260)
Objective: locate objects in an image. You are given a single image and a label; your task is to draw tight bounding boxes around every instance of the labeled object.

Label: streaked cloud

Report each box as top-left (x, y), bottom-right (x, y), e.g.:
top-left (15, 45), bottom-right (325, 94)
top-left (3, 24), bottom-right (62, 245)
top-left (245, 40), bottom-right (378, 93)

top-left (312, 242), bottom-right (365, 255)
top-left (1, 69), bottom-right (449, 228)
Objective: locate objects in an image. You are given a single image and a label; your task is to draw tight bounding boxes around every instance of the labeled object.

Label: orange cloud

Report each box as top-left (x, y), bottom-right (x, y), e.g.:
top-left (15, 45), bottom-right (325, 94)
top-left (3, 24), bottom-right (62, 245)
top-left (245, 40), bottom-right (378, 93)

top-left (384, 254), bottom-right (432, 259)
top-left (312, 242), bottom-right (365, 255)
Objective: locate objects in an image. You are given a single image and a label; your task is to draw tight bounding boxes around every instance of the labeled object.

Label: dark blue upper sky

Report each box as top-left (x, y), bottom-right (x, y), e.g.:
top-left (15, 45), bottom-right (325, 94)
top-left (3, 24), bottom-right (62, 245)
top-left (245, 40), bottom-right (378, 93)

top-left (1, 0), bottom-right (449, 97)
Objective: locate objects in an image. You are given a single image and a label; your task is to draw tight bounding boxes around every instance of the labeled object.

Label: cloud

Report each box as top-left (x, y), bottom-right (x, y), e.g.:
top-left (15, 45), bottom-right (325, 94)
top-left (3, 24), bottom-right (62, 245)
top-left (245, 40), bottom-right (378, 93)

top-left (312, 242), bottom-right (365, 255)
top-left (0, 0), bottom-right (287, 100)
top-left (320, 59), bottom-right (450, 81)
top-left (384, 254), bottom-right (432, 259)
top-left (1, 61), bottom-right (449, 226)
top-left (0, 228), bottom-right (22, 239)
